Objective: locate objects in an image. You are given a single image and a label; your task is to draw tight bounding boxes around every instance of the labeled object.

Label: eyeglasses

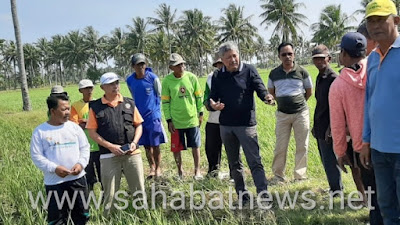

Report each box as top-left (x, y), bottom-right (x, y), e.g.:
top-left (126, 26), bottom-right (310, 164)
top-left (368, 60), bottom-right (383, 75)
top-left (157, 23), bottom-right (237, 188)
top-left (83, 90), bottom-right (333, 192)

top-left (280, 52), bottom-right (294, 57)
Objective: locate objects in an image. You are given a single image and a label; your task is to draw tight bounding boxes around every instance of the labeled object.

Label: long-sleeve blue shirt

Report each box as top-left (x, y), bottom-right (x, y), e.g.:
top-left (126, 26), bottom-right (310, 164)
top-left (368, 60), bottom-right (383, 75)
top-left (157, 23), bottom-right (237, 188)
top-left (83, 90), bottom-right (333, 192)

top-left (363, 36), bottom-right (400, 153)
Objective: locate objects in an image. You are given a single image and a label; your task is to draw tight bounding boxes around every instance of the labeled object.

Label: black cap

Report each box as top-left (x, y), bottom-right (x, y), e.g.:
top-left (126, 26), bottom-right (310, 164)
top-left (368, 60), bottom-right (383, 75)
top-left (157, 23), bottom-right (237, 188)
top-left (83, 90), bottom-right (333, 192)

top-left (312, 44), bottom-right (330, 58)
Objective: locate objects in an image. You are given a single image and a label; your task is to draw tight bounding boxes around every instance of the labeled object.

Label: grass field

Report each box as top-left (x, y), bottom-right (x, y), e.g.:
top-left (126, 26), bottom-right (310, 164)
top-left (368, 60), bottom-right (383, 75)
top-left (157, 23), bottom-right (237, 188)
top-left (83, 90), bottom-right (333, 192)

top-left (0, 64), bottom-right (371, 225)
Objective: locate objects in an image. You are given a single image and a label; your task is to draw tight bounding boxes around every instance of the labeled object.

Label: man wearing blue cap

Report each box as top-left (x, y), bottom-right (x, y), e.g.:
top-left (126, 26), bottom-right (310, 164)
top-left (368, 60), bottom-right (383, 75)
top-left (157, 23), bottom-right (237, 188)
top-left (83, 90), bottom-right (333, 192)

top-left (361, 0), bottom-right (400, 223)
top-left (330, 32), bottom-right (383, 225)
top-left (126, 53), bottom-right (166, 179)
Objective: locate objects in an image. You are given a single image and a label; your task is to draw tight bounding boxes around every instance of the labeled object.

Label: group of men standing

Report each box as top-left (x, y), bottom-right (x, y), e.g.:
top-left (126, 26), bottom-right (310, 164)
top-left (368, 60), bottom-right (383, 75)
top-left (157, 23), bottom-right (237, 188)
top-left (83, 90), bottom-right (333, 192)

top-left (311, 0), bottom-right (400, 224)
top-left (29, 0), bottom-right (400, 224)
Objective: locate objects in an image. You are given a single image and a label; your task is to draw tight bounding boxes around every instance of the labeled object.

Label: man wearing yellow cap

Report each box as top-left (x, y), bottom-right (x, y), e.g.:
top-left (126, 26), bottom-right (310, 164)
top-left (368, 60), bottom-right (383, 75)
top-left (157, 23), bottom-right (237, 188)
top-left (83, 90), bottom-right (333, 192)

top-left (361, 0), bottom-right (400, 224)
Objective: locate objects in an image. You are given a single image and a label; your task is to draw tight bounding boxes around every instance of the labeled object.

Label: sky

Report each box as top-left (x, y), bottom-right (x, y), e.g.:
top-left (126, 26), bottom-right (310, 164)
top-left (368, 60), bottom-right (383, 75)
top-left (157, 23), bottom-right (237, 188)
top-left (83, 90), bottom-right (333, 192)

top-left (0, 0), bottom-right (364, 44)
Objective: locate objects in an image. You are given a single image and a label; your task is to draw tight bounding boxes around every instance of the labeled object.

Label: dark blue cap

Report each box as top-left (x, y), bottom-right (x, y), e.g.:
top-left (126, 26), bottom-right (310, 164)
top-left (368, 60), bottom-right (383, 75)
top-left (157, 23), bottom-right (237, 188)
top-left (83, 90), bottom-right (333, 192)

top-left (340, 32), bottom-right (367, 57)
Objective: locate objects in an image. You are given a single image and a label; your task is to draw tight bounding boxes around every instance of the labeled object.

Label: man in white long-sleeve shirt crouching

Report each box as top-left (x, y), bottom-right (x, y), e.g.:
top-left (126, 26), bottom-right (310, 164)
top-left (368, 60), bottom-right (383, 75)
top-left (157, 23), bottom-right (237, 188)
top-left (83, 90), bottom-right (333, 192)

top-left (30, 94), bottom-right (90, 225)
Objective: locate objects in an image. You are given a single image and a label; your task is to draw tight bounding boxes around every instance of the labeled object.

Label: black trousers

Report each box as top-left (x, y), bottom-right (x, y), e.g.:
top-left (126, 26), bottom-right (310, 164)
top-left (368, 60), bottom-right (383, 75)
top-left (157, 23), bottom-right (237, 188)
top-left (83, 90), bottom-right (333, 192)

top-left (205, 123), bottom-right (223, 174)
top-left (348, 143), bottom-right (383, 225)
top-left (45, 176), bottom-right (89, 225)
top-left (85, 151), bottom-right (101, 190)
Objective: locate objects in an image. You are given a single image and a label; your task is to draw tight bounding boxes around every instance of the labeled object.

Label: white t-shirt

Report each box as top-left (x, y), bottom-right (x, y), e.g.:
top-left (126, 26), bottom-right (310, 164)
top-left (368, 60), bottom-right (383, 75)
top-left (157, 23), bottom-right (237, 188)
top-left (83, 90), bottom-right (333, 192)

top-left (30, 121), bottom-right (90, 185)
top-left (206, 72), bottom-right (221, 124)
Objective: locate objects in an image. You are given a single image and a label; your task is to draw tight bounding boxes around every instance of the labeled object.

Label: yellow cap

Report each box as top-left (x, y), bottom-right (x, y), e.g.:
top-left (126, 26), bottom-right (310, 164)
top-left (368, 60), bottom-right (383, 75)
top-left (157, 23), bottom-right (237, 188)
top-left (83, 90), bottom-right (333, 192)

top-left (365, 0), bottom-right (397, 18)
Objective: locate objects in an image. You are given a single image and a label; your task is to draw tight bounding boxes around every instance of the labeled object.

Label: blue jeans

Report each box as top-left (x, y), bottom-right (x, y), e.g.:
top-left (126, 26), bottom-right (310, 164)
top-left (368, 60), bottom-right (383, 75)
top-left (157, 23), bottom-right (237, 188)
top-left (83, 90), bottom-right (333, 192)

top-left (316, 139), bottom-right (343, 192)
top-left (371, 149), bottom-right (400, 225)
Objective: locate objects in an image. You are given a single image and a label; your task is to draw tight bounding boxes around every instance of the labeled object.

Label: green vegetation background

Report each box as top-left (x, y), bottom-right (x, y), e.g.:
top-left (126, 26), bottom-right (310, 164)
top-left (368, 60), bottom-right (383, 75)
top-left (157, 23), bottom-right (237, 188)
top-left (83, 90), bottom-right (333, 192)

top-left (0, 65), bottom-right (370, 224)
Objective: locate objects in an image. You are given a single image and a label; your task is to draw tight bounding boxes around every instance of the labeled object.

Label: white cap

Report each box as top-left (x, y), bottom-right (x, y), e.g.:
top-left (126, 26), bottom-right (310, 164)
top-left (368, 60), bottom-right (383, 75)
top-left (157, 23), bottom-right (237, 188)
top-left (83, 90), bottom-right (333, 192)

top-left (100, 72), bottom-right (120, 85)
top-left (78, 79), bottom-right (94, 89)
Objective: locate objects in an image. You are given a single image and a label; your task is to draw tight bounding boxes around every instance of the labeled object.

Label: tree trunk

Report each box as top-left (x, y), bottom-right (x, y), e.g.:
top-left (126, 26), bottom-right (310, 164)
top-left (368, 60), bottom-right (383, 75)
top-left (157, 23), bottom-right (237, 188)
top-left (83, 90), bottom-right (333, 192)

top-left (30, 64), bottom-right (34, 88)
top-left (13, 60), bottom-right (17, 89)
top-left (6, 70), bottom-right (11, 90)
top-left (55, 64), bottom-right (58, 84)
top-left (10, 0), bottom-right (31, 111)
top-left (198, 45), bottom-right (203, 77)
top-left (59, 61), bottom-right (64, 86)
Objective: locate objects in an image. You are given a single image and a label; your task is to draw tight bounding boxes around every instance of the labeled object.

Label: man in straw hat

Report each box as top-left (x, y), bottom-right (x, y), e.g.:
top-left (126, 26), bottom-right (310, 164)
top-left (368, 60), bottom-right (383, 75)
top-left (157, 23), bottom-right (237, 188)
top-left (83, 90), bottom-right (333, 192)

top-left (161, 53), bottom-right (204, 180)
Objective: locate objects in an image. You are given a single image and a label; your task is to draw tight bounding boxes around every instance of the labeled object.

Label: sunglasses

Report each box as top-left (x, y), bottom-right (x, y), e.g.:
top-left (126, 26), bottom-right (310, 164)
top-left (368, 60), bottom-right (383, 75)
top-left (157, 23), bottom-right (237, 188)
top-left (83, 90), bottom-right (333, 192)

top-left (280, 52), bottom-right (294, 57)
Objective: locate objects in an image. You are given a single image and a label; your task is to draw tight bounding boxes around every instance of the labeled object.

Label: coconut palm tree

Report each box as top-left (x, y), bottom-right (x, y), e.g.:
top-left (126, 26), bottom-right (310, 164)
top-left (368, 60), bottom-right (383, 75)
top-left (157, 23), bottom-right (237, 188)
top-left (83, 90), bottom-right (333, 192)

top-left (294, 36), bottom-right (312, 65)
top-left (268, 34), bottom-right (281, 66)
top-left (50, 35), bottom-right (65, 85)
top-left (23, 43), bottom-right (41, 87)
top-left (10, 0), bottom-right (31, 111)
top-left (59, 30), bottom-right (89, 82)
top-left (260, 0), bottom-right (308, 43)
top-left (126, 17), bottom-right (149, 56)
top-left (254, 36), bottom-right (269, 68)
top-left (146, 31), bottom-right (169, 76)
top-left (108, 27), bottom-right (127, 73)
top-left (171, 32), bottom-right (191, 64)
top-left (0, 39), bottom-right (5, 53)
top-left (311, 4), bottom-right (356, 49)
top-left (179, 9), bottom-right (215, 76)
top-left (3, 41), bottom-right (18, 88)
top-left (218, 4), bottom-right (257, 52)
top-left (0, 39), bottom-right (13, 89)
top-left (148, 3), bottom-right (177, 55)
top-left (83, 26), bottom-right (105, 71)
top-left (36, 37), bottom-right (53, 85)
top-left (240, 38), bottom-right (256, 62)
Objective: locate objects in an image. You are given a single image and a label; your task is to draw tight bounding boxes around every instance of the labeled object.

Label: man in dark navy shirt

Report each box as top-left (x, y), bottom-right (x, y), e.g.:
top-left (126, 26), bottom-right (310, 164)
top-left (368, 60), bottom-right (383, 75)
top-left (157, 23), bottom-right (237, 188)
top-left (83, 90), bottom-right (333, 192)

top-left (208, 41), bottom-right (274, 205)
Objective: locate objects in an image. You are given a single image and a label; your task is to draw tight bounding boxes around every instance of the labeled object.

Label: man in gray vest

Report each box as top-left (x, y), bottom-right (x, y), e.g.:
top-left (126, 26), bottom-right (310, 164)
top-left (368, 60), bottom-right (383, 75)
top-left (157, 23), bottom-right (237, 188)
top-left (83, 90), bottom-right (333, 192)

top-left (87, 72), bottom-right (145, 216)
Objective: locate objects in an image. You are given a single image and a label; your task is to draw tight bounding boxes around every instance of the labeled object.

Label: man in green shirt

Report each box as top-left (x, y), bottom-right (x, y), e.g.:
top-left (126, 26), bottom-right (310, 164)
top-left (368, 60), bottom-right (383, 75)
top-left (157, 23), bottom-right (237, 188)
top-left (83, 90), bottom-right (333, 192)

top-left (161, 53), bottom-right (203, 180)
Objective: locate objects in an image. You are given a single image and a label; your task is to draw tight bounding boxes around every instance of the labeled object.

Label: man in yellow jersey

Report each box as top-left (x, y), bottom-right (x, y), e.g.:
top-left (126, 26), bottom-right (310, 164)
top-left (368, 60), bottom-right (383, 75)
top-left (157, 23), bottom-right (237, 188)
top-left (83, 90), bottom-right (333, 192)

top-left (70, 79), bottom-right (101, 191)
